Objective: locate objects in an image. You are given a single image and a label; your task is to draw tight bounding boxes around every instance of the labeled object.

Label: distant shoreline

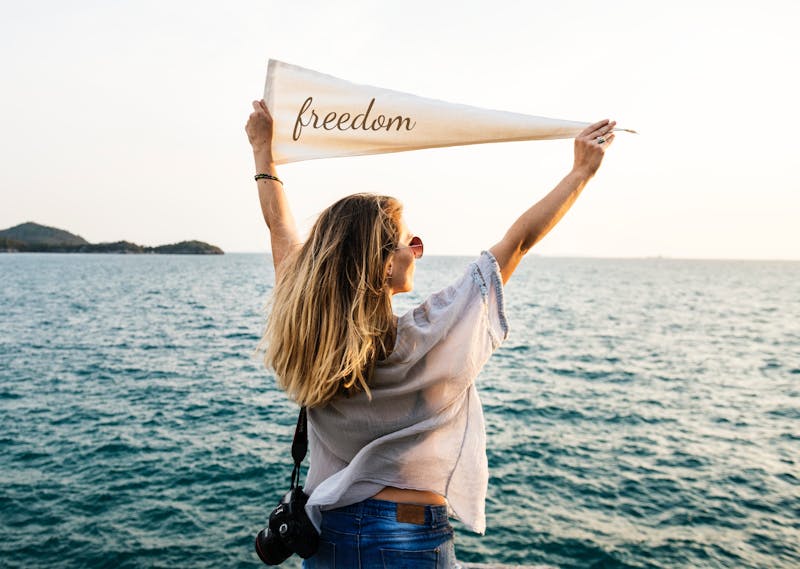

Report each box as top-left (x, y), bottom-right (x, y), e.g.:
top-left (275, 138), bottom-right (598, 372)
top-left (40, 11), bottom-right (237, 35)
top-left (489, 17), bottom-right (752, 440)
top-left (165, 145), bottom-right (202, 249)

top-left (0, 242), bottom-right (224, 255)
top-left (0, 222), bottom-right (223, 255)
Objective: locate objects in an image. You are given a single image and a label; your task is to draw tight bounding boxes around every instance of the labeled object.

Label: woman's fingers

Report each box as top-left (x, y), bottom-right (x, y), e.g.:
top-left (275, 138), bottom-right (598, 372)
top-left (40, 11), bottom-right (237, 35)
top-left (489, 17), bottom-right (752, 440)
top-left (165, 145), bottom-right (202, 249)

top-left (251, 99), bottom-right (272, 119)
top-left (247, 100), bottom-right (273, 134)
top-left (597, 121), bottom-right (615, 136)
top-left (588, 120), bottom-right (615, 139)
top-left (579, 119), bottom-right (610, 138)
top-left (251, 99), bottom-right (272, 118)
top-left (598, 132), bottom-right (616, 148)
top-left (584, 121), bottom-right (616, 146)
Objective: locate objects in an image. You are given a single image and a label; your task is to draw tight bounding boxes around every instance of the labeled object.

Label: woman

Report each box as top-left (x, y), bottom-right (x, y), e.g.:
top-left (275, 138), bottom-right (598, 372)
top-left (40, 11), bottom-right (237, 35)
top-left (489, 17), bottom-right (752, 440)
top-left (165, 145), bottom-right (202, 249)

top-left (246, 99), bottom-right (614, 568)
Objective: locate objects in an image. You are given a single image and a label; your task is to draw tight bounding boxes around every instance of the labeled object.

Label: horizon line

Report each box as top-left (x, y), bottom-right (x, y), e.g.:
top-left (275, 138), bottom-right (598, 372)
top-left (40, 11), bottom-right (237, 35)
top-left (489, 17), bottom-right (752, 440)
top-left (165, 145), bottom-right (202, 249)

top-left (224, 251), bottom-right (800, 262)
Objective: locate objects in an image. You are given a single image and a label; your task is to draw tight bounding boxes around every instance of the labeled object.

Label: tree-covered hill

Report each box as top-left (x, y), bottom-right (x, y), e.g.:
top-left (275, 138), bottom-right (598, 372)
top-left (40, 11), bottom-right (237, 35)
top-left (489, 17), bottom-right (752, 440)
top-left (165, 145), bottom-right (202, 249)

top-left (0, 222), bottom-right (89, 246)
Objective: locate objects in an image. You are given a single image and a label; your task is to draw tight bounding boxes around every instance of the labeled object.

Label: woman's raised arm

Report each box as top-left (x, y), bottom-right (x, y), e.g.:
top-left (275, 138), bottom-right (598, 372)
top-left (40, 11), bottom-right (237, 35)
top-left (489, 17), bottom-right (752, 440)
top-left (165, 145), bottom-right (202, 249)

top-left (245, 99), bottom-right (301, 278)
top-left (489, 119), bottom-right (616, 284)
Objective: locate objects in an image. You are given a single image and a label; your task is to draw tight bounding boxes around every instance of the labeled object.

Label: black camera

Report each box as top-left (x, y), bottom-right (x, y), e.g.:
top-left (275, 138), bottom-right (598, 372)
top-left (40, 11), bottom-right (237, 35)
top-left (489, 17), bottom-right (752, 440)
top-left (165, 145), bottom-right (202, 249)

top-left (255, 486), bottom-right (320, 565)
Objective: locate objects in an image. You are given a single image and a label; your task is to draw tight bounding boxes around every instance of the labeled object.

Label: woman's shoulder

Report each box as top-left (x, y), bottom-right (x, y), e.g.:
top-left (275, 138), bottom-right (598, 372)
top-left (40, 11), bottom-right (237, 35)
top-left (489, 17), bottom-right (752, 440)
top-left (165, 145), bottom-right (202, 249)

top-left (415, 251), bottom-right (501, 313)
top-left (384, 251), bottom-right (504, 361)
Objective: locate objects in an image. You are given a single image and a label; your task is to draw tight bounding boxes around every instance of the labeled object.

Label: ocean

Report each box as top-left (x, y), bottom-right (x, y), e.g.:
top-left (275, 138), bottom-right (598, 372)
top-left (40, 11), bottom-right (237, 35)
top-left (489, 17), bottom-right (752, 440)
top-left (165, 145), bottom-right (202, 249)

top-left (1, 252), bottom-right (798, 568)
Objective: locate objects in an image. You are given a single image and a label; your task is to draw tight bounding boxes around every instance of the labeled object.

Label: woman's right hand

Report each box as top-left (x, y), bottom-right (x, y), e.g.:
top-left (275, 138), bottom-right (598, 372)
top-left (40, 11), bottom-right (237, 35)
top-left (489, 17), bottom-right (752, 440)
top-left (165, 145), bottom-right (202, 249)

top-left (246, 99), bottom-right (275, 159)
top-left (572, 119), bottom-right (616, 179)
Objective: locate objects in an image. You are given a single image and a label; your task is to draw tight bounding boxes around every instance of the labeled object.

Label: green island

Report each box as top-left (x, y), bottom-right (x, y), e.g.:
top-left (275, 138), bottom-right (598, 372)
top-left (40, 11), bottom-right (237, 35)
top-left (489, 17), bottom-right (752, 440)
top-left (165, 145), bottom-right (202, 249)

top-left (0, 222), bottom-right (223, 255)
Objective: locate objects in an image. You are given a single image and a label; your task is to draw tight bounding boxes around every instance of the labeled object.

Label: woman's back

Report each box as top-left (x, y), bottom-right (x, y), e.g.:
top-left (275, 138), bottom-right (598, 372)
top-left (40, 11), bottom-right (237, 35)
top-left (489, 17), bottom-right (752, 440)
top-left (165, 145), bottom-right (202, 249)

top-left (305, 251), bottom-right (508, 535)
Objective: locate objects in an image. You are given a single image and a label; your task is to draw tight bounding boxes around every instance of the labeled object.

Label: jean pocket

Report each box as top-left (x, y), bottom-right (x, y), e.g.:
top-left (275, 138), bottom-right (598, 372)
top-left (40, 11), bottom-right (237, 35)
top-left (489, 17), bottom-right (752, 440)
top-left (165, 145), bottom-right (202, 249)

top-left (380, 546), bottom-right (439, 569)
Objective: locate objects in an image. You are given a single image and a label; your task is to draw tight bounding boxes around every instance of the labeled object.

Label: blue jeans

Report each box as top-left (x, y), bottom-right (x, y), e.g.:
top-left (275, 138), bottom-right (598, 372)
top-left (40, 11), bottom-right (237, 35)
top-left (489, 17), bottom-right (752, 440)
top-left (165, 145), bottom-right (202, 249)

top-left (302, 498), bottom-right (456, 569)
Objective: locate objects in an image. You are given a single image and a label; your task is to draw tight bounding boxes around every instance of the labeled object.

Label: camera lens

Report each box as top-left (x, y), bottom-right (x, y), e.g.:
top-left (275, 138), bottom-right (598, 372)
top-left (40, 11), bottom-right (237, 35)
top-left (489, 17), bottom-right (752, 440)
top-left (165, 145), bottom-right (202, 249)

top-left (254, 527), bottom-right (293, 566)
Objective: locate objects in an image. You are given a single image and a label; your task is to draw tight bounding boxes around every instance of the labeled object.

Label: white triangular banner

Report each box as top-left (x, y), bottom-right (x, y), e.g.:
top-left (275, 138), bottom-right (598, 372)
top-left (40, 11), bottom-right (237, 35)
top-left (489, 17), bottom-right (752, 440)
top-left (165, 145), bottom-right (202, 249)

top-left (264, 60), bottom-right (592, 165)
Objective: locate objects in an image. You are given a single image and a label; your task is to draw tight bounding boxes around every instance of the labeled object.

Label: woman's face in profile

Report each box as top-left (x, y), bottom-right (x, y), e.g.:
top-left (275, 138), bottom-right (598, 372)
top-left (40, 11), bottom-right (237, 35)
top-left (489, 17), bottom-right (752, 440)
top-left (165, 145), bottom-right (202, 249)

top-left (388, 217), bottom-right (417, 295)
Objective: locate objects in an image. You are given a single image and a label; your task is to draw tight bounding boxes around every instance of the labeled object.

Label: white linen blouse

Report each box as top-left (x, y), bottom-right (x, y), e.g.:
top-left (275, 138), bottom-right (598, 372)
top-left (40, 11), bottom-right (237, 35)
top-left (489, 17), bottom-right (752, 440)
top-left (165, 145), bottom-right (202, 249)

top-left (304, 250), bottom-right (508, 534)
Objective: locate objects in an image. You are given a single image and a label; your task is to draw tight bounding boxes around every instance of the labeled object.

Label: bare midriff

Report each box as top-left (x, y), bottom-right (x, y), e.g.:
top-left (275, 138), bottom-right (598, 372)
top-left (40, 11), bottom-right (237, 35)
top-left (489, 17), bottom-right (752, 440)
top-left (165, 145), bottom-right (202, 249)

top-left (372, 486), bottom-right (447, 506)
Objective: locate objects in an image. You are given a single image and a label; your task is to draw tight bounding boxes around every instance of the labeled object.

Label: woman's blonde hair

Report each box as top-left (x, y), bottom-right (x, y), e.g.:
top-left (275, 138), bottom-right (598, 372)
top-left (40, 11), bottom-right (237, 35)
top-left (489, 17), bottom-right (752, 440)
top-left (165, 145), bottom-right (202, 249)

top-left (262, 193), bottom-right (403, 408)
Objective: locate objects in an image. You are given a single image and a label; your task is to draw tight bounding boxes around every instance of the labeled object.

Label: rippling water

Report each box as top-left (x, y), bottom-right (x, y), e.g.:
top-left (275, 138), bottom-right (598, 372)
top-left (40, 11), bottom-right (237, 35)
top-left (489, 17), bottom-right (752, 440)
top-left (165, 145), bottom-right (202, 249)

top-left (1, 253), bottom-right (798, 568)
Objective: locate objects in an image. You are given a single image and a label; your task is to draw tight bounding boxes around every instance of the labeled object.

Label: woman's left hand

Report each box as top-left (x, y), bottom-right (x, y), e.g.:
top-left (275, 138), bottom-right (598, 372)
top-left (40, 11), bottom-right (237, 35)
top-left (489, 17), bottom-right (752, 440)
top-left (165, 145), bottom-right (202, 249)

top-left (572, 119), bottom-right (616, 179)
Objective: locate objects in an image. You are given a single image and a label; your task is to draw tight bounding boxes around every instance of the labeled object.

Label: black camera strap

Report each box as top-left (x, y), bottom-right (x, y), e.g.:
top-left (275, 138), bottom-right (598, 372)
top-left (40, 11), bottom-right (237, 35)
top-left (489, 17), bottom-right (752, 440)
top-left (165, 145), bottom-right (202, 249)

top-left (254, 406), bottom-right (319, 565)
top-left (290, 407), bottom-right (308, 490)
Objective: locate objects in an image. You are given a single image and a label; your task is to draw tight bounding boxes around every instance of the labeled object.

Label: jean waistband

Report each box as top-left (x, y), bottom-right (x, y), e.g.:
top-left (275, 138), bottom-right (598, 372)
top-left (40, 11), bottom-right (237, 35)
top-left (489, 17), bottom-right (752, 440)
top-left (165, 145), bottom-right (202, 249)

top-left (328, 498), bottom-right (449, 527)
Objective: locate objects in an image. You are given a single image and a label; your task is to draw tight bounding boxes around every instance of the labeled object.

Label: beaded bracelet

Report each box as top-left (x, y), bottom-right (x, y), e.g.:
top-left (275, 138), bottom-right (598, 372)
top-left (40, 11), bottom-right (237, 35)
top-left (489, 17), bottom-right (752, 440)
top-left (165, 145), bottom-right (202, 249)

top-left (254, 173), bottom-right (283, 185)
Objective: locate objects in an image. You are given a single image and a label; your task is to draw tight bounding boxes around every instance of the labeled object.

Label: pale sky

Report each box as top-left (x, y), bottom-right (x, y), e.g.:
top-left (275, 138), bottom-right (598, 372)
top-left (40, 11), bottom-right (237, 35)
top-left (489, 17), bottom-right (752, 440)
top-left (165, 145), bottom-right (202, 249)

top-left (2, 0), bottom-right (798, 259)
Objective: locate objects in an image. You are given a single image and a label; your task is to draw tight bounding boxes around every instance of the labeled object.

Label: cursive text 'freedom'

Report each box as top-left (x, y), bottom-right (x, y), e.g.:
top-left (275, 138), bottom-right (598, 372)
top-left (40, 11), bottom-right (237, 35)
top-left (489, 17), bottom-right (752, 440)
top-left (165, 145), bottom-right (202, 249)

top-left (293, 97), bottom-right (417, 141)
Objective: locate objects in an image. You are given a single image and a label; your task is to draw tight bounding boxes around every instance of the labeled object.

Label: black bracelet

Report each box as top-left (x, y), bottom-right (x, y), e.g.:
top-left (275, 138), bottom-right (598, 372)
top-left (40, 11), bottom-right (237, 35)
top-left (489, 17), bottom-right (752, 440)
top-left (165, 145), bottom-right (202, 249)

top-left (254, 173), bottom-right (283, 185)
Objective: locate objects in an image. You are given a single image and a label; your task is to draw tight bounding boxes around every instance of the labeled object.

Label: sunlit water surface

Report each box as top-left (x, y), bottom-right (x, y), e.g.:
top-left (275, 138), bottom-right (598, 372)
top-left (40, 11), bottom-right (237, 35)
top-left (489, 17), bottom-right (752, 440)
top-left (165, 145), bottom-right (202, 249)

top-left (1, 253), bottom-right (798, 568)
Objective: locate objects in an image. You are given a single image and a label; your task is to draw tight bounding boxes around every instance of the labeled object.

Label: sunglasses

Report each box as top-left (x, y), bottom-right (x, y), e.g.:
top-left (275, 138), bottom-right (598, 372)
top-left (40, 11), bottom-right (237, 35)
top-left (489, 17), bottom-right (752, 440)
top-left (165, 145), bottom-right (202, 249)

top-left (396, 235), bottom-right (424, 259)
